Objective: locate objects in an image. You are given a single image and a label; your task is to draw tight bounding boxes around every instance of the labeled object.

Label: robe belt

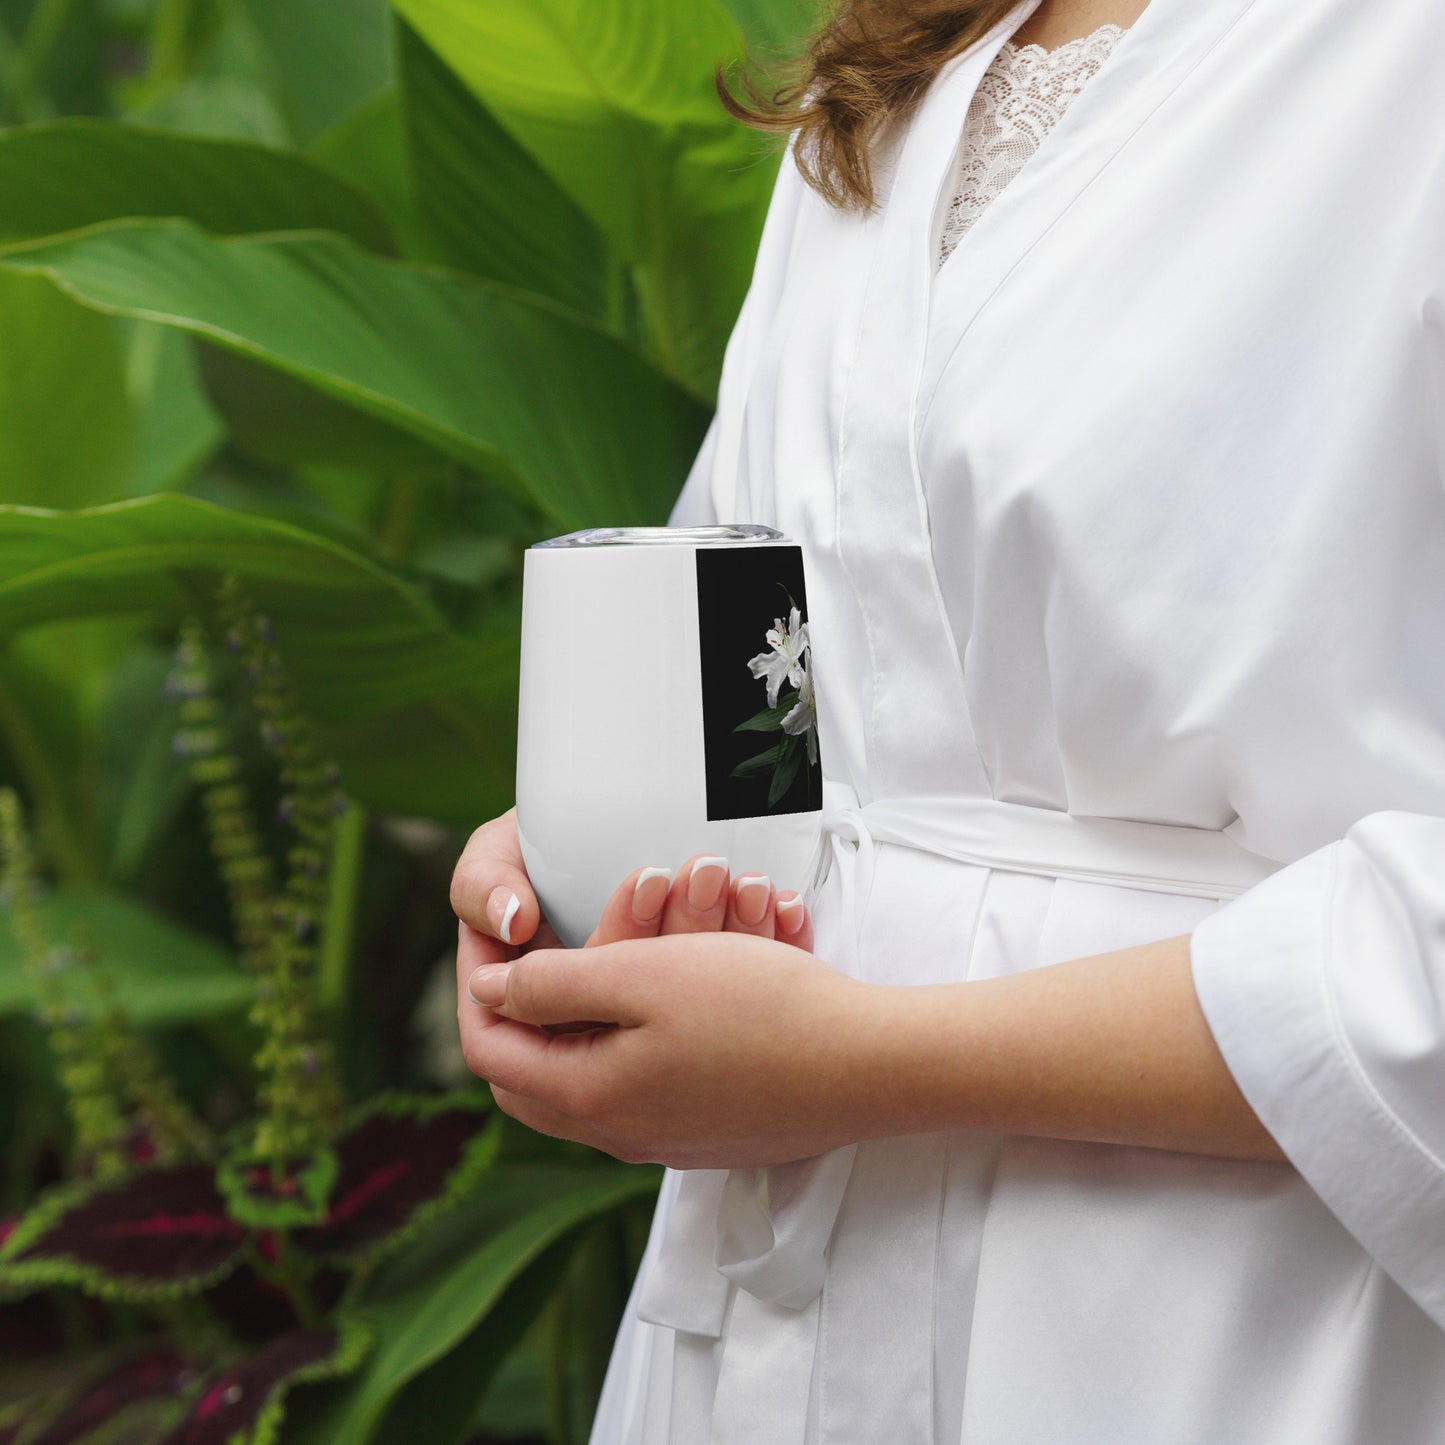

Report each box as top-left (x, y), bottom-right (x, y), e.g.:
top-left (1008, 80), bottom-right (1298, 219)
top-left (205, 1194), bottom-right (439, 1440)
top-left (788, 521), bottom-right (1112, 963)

top-left (636, 784), bottom-right (1285, 1339)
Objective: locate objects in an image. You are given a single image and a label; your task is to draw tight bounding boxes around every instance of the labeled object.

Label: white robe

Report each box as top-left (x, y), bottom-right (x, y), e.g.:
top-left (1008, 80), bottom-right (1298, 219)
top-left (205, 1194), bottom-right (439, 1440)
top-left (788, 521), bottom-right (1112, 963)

top-left (591, 0), bottom-right (1445, 1439)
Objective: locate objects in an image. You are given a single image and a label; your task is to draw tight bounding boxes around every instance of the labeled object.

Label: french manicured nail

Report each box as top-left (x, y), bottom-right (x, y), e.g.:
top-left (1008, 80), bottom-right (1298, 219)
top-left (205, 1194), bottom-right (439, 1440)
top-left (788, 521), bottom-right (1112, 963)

top-left (735, 874), bottom-right (771, 926)
top-left (467, 963), bottom-right (511, 1006)
top-left (776, 893), bottom-right (806, 936)
top-left (488, 886), bottom-right (520, 945)
top-left (688, 856), bottom-right (729, 911)
top-left (632, 866), bottom-right (674, 922)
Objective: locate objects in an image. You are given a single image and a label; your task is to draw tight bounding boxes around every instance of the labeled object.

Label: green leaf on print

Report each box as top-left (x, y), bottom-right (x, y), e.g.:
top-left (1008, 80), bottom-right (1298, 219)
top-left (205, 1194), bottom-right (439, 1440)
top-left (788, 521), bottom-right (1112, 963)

top-left (767, 739), bottom-right (802, 807)
top-left (732, 698), bottom-right (796, 733)
top-left (729, 742), bottom-right (784, 778)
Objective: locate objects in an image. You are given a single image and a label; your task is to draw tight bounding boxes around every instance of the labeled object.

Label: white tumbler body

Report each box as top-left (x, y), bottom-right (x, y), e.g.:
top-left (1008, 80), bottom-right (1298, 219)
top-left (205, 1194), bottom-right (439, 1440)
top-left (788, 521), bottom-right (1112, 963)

top-left (516, 529), bottom-right (822, 949)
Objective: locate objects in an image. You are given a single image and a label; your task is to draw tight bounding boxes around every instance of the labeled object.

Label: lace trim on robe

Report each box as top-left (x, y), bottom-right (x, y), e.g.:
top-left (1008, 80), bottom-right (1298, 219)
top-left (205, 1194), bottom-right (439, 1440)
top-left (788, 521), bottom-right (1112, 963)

top-left (939, 24), bottom-right (1127, 267)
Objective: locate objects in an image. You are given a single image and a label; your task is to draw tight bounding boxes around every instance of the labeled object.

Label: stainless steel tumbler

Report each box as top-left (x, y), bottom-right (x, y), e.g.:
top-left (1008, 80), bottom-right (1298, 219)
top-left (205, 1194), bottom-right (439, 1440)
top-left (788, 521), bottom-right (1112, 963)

top-left (515, 525), bottom-right (824, 948)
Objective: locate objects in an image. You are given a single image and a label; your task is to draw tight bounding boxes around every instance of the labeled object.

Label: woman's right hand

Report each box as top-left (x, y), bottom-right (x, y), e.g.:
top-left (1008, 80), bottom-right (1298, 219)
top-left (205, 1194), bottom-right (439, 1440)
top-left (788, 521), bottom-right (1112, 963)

top-left (451, 808), bottom-right (815, 1006)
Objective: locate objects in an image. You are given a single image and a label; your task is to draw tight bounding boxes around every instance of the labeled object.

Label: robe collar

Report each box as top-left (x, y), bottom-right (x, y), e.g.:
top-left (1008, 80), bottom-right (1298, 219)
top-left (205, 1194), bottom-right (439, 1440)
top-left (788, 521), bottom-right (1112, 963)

top-left (921, 0), bottom-right (1264, 417)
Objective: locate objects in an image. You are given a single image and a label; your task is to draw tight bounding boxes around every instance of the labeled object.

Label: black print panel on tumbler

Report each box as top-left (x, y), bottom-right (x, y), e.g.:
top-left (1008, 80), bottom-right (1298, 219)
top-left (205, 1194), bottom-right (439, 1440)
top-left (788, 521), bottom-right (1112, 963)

top-left (696, 545), bottom-right (823, 821)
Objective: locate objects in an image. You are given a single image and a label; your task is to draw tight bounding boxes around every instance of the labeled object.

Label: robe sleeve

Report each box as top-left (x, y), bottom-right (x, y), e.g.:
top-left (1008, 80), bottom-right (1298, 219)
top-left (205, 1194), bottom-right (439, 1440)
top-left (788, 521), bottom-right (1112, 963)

top-left (662, 139), bottom-right (808, 532)
top-left (1191, 264), bottom-right (1445, 1329)
top-left (665, 412), bottom-right (722, 528)
top-left (1189, 809), bottom-right (1445, 1328)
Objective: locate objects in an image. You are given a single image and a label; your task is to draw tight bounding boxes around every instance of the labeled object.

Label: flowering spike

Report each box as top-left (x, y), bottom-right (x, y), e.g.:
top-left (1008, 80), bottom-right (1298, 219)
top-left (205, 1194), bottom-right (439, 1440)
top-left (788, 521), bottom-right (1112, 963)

top-left (1, 790), bottom-right (128, 1180)
top-left (82, 941), bottom-right (209, 1166)
top-left (167, 620), bottom-right (278, 974)
top-left (211, 577), bottom-right (346, 1171)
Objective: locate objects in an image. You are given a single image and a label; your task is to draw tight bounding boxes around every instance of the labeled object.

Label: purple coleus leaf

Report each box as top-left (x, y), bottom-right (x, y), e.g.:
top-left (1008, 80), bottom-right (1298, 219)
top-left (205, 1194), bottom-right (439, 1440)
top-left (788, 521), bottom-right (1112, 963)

top-left (214, 1146), bottom-right (337, 1232)
top-left (293, 1092), bottom-right (496, 1265)
top-left (0, 1164), bottom-right (247, 1302)
top-left (158, 1321), bottom-right (369, 1445)
top-left (29, 1349), bottom-right (198, 1445)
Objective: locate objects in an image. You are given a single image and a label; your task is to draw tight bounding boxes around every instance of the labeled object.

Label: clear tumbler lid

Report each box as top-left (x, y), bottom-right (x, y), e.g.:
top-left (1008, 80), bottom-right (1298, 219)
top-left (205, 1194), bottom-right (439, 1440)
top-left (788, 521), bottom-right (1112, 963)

top-left (532, 524), bottom-right (785, 548)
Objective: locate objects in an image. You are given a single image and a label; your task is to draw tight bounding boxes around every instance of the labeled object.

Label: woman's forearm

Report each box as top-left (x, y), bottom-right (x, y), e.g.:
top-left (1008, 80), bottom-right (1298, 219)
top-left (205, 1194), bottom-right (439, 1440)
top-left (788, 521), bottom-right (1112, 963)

top-left (459, 921), bottom-right (1287, 1171)
top-left (872, 933), bottom-right (1288, 1164)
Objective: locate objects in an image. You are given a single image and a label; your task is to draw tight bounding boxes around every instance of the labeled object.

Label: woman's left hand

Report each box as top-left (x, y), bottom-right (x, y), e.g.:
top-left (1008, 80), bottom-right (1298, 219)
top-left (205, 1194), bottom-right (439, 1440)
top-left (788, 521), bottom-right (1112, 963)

top-left (459, 931), bottom-right (882, 1169)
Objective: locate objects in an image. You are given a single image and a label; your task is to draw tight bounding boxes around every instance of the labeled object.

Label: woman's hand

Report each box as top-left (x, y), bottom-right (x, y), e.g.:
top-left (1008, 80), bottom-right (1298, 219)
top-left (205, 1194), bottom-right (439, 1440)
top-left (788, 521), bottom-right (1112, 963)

top-left (450, 808), bottom-right (814, 953)
top-left (582, 853), bottom-right (815, 953)
top-left (459, 931), bottom-right (873, 1169)
top-left (451, 809), bottom-right (816, 1068)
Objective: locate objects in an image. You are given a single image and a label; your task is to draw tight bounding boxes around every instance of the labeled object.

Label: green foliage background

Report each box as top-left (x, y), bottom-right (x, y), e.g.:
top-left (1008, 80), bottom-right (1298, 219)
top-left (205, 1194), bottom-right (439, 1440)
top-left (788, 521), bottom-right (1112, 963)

top-left (0, 0), bottom-right (817, 1439)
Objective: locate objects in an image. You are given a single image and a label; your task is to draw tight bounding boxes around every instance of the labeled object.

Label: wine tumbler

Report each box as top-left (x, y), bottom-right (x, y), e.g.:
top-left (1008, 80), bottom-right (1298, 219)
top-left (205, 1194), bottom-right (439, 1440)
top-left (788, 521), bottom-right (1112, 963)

top-left (515, 524), bottom-right (825, 948)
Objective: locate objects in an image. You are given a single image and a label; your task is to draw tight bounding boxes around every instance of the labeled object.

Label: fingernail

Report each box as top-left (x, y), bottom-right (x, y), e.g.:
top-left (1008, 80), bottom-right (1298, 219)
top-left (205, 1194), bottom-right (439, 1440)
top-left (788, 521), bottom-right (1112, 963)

top-left (632, 866), bottom-right (673, 922)
top-left (688, 856), bottom-right (729, 911)
top-left (467, 963), bottom-right (512, 1006)
top-left (488, 886), bottom-right (520, 945)
top-left (776, 893), bottom-right (806, 936)
top-left (735, 874), bottom-right (771, 926)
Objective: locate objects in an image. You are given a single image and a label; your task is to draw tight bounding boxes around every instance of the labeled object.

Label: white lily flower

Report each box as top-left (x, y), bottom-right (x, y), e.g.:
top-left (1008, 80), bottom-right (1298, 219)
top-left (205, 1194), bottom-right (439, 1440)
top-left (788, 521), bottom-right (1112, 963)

top-left (748, 605), bottom-right (809, 707)
top-left (781, 659), bottom-right (818, 765)
top-left (747, 645), bottom-right (793, 709)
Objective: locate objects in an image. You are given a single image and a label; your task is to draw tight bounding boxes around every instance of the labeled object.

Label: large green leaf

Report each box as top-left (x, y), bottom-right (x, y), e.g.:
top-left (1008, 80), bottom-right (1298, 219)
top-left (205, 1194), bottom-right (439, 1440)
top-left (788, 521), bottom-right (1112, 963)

top-left (125, 323), bottom-right (224, 495)
top-left (368, 1240), bottom-right (570, 1445)
top-left (120, 0), bottom-right (290, 145)
top-left (193, 343), bottom-right (454, 478)
top-left (0, 620), bottom-right (168, 887)
top-left (0, 269), bottom-right (134, 508)
top-left (0, 219), bottom-right (708, 529)
top-left (0, 119), bottom-right (395, 251)
top-left (397, 21), bottom-right (609, 320)
top-left (0, 495), bottom-right (520, 825)
top-left (311, 90), bottom-right (438, 264)
top-left (289, 1163), bottom-right (660, 1445)
top-left (0, 626), bottom-right (209, 889)
top-left (242, 0), bottom-right (393, 145)
top-left (0, 886), bottom-right (252, 1022)
top-left (719, 0), bottom-right (823, 55)
top-left (390, 0), bottom-right (776, 399)
top-left (97, 639), bottom-right (195, 885)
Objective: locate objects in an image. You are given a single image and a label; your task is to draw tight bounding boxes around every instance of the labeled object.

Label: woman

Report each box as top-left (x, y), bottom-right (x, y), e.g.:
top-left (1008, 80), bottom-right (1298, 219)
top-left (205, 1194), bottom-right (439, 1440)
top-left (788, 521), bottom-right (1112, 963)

top-left (452, 0), bottom-right (1445, 1439)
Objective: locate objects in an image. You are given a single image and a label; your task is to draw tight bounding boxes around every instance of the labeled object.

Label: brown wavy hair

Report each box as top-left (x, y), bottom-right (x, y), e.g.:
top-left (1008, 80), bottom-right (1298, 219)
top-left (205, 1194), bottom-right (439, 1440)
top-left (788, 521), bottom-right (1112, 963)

top-left (720, 0), bottom-right (1021, 212)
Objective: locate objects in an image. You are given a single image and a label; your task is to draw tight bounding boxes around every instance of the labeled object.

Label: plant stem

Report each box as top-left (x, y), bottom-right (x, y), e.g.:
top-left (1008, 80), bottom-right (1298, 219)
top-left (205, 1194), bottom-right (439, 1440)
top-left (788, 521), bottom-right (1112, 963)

top-left (268, 1231), bottom-right (322, 1330)
top-left (338, 1252), bottom-right (377, 1311)
top-left (318, 799), bottom-right (365, 1026)
top-left (380, 472), bottom-right (422, 562)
